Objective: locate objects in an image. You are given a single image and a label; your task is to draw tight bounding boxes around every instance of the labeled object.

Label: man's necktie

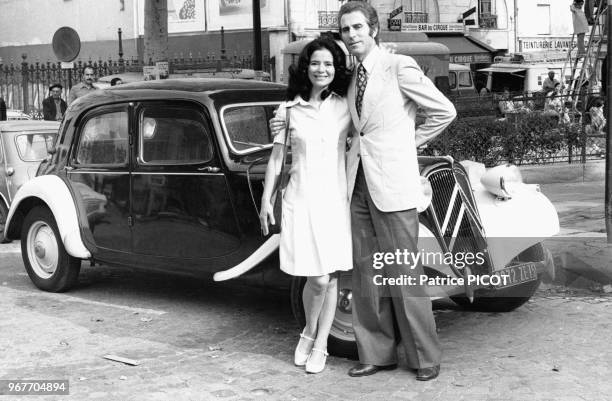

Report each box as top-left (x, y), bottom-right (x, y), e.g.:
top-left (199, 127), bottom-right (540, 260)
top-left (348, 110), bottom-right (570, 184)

top-left (355, 63), bottom-right (367, 118)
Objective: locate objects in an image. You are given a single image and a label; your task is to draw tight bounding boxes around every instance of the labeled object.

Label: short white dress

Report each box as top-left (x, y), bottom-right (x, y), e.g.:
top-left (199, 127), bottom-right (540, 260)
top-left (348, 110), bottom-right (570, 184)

top-left (274, 94), bottom-right (353, 277)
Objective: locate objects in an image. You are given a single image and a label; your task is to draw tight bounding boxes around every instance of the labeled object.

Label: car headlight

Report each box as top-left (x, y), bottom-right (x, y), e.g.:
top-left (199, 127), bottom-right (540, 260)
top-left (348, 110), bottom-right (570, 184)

top-left (480, 163), bottom-right (523, 199)
top-left (459, 160), bottom-right (486, 189)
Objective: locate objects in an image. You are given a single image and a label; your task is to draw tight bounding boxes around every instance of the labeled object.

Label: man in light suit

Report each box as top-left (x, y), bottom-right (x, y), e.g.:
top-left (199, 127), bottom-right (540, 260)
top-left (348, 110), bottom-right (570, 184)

top-left (339, 1), bottom-right (456, 381)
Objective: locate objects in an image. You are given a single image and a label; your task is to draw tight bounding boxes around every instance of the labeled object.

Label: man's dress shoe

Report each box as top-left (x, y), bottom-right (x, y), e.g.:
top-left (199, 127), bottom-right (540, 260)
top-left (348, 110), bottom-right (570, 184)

top-left (348, 363), bottom-right (397, 377)
top-left (416, 365), bottom-right (440, 381)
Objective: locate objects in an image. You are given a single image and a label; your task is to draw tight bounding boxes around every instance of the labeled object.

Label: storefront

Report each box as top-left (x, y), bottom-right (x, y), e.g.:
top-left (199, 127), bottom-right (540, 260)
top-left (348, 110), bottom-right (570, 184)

top-left (426, 34), bottom-right (496, 66)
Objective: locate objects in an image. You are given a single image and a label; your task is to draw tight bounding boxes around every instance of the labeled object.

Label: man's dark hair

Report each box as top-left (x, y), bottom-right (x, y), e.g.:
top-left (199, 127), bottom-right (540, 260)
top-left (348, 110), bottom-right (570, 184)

top-left (82, 66), bottom-right (94, 75)
top-left (338, 1), bottom-right (380, 44)
top-left (110, 77), bottom-right (122, 86)
top-left (286, 38), bottom-right (352, 102)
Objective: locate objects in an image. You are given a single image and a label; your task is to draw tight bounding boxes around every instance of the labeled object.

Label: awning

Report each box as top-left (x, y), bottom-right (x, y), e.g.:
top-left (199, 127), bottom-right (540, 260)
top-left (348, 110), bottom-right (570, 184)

top-left (477, 66), bottom-right (527, 74)
top-left (427, 35), bottom-right (493, 63)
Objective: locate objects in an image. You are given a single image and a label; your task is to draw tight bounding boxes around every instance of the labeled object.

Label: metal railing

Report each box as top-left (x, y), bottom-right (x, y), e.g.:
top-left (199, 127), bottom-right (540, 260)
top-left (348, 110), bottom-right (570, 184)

top-left (404, 11), bottom-right (428, 23)
top-left (423, 91), bottom-right (607, 165)
top-left (479, 14), bottom-right (498, 29)
top-left (0, 52), bottom-right (274, 114)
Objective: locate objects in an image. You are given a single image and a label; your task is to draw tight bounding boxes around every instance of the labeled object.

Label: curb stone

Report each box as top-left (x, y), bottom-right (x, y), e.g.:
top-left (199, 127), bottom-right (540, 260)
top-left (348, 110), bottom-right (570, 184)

top-left (520, 160), bottom-right (604, 184)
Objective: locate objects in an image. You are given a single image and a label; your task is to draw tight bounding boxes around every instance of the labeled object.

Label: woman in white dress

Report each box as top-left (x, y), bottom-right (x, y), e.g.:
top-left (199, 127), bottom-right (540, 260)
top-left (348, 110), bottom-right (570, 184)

top-left (259, 38), bottom-right (353, 374)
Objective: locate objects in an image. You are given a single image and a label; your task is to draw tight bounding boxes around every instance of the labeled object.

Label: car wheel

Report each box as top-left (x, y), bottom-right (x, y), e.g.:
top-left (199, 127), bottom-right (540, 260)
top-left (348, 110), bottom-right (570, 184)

top-left (21, 206), bottom-right (81, 292)
top-left (0, 201), bottom-right (10, 243)
top-left (290, 273), bottom-right (358, 359)
top-left (450, 243), bottom-right (545, 312)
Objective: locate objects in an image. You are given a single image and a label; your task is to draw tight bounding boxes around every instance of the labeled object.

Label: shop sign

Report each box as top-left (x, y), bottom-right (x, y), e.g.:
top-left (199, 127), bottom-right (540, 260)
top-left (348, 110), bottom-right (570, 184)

top-left (402, 23), bottom-right (464, 33)
top-left (518, 37), bottom-right (573, 52)
top-left (450, 54), bottom-right (492, 64)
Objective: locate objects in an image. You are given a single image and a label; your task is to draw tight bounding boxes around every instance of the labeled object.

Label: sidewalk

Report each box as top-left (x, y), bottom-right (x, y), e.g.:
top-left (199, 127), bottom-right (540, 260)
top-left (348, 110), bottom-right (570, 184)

top-left (537, 177), bottom-right (612, 291)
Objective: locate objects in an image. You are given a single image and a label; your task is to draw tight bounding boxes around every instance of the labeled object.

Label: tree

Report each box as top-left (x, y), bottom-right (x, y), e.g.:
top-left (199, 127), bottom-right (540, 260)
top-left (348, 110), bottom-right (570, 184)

top-left (144, 0), bottom-right (168, 65)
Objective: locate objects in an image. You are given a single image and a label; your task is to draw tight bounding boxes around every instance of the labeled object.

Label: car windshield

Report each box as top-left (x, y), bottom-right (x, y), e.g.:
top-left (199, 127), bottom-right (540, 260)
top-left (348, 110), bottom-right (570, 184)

top-left (221, 102), bottom-right (280, 153)
top-left (15, 132), bottom-right (56, 161)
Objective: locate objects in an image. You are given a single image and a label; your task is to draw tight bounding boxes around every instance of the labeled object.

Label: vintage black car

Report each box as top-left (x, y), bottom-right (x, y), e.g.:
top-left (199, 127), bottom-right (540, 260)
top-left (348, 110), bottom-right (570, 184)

top-left (4, 79), bottom-right (559, 357)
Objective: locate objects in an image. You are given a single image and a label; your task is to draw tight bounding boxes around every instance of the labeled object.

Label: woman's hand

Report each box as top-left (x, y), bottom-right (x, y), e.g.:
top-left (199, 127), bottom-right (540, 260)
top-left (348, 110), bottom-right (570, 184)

top-left (259, 199), bottom-right (275, 236)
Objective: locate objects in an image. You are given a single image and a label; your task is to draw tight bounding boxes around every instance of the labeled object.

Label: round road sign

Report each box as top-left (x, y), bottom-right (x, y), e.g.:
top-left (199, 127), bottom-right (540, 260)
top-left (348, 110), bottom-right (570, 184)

top-left (52, 27), bottom-right (81, 62)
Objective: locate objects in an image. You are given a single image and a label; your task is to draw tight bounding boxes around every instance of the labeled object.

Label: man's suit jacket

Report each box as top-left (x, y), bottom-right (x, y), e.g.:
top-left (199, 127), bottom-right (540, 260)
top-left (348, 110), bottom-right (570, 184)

top-left (346, 47), bottom-right (456, 212)
top-left (42, 97), bottom-right (67, 121)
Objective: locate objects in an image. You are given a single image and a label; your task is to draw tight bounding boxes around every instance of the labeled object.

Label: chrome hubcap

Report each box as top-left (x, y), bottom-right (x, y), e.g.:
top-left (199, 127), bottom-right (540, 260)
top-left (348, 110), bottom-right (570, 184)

top-left (330, 273), bottom-right (355, 342)
top-left (27, 221), bottom-right (59, 278)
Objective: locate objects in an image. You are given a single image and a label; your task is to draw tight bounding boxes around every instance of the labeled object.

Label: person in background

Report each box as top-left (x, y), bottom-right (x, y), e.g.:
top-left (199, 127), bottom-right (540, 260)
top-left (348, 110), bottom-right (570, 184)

top-left (543, 83), bottom-right (565, 120)
top-left (110, 77), bottom-right (123, 86)
top-left (586, 97), bottom-right (606, 135)
top-left (542, 71), bottom-right (560, 93)
top-left (68, 66), bottom-right (97, 104)
top-left (0, 96), bottom-right (6, 121)
top-left (498, 87), bottom-right (516, 117)
top-left (571, 0), bottom-right (589, 57)
top-left (42, 83), bottom-right (67, 121)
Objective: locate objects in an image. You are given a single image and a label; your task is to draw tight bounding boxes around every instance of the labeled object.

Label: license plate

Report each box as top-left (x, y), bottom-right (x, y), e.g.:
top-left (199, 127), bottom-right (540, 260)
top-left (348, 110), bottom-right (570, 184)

top-left (493, 262), bottom-right (538, 289)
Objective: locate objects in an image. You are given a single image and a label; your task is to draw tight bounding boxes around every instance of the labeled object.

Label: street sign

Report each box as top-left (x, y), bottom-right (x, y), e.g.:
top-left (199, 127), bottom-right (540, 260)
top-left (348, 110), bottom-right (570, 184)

top-left (52, 27), bottom-right (81, 62)
top-left (389, 6), bottom-right (403, 19)
top-left (401, 23), bottom-right (464, 33)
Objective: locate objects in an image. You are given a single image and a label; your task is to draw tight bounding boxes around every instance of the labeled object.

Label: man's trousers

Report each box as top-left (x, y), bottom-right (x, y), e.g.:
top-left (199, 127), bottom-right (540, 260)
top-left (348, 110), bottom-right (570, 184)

top-left (350, 163), bottom-right (442, 368)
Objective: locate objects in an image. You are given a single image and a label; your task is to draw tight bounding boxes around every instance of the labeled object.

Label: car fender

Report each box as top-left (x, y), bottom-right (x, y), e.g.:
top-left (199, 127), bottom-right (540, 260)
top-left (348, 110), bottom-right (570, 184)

top-left (4, 175), bottom-right (91, 259)
top-left (473, 184), bottom-right (559, 270)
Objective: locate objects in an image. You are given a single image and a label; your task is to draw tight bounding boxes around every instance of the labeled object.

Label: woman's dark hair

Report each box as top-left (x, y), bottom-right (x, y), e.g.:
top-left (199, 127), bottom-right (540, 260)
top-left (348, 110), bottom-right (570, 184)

top-left (286, 37), bottom-right (352, 101)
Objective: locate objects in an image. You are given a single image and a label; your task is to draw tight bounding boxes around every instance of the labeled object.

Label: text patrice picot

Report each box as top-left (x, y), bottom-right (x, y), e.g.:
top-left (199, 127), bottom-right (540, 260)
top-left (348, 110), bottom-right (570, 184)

top-left (371, 249), bottom-right (510, 287)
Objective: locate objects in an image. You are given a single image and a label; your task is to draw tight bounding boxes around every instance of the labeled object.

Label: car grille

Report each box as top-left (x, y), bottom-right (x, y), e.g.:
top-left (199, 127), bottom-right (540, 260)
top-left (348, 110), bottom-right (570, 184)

top-left (426, 167), bottom-right (491, 276)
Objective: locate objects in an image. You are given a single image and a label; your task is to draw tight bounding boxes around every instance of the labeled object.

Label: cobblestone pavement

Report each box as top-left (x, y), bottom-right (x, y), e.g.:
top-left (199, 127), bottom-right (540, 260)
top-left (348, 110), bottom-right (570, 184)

top-left (1, 181), bottom-right (611, 401)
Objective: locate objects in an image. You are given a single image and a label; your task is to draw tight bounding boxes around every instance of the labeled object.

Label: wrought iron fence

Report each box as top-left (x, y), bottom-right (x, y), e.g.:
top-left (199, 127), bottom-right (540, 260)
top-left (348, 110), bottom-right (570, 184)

top-left (404, 11), bottom-right (428, 23)
top-left (424, 91), bottom-right (607, 165)
top-left (0, 52), bottom-right (273, 115)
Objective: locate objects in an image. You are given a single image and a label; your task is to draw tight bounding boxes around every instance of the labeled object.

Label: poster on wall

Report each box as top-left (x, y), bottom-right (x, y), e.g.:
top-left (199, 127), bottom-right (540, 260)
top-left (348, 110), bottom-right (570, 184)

top-left (206, 0), bottom-right (285, 30)
top-left (137, 0), bottom-right (206, 35)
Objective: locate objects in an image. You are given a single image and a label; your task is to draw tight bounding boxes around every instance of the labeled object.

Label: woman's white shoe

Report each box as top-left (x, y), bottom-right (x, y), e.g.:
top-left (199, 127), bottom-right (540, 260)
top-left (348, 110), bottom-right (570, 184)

top-left (294, 332), bottom-right (315, 366)
top-left (305, 348), bottom-right (328, 374)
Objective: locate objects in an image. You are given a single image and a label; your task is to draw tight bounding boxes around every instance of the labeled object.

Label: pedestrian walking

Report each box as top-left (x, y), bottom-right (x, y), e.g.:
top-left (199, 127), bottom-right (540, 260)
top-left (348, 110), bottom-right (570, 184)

top-left (42, 83), bottom-right (67, 121)
top-left (338, 1), bottom-right (455, 381)
top-left (259, 38), bottom-right (353, 374)
top-left (68, 67), bottom-right (97, 104)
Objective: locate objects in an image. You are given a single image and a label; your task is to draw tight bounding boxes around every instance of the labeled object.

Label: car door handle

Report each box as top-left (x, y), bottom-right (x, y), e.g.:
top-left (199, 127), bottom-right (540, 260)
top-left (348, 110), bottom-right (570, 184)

top-left (197, 166), bottom-right (220, 173)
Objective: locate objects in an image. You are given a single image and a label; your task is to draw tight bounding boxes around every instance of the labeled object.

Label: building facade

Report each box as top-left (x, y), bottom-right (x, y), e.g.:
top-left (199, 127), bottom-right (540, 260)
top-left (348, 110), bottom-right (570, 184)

top-left (0, 0), bottom-right (577, 81)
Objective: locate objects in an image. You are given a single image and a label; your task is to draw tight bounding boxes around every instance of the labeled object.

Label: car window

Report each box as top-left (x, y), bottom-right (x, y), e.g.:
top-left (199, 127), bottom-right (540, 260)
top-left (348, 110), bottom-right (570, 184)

top-left (76, 111), bottom-right (129, 165)
top-left (458, 72), bottom-right (473, 88)
top-left (448, 72), bottom-right (457, 89)
top-left (221, 104), bottom-right (278, 153)
top-left (15, 133), bottom-right (56, 161)
top-left (139, 105), bottom-right (213, 165)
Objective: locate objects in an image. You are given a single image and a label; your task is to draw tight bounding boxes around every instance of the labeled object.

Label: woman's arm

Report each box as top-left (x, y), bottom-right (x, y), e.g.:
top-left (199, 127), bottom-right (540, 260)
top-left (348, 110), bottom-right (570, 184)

top-left (259, 143), bottom-right (286, 235)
